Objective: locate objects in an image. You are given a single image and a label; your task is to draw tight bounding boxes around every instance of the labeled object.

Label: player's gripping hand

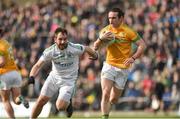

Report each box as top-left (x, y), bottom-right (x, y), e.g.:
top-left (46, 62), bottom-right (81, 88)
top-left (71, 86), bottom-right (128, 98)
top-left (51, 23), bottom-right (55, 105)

top-left (99, 31), bottom-right (115, 41)
top-left (28, 76), bottom-right (35, 85)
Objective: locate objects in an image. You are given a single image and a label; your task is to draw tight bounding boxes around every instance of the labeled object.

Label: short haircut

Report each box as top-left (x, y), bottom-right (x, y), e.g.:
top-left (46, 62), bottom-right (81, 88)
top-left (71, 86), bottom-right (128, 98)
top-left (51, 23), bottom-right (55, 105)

top-left (109, 8), bottom-right (124, 18)
top-left (54, 27), bottom-right (68, 35)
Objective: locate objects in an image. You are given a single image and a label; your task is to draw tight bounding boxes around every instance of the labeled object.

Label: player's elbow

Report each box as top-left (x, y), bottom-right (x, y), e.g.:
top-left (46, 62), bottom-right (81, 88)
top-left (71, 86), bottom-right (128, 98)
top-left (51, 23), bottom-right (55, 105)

top-left (141, 42), bottom-right (146, 51)
top-left (139, 39), bottom-right (146, 51)
top-left (0, 56), bottom-right (5, 67)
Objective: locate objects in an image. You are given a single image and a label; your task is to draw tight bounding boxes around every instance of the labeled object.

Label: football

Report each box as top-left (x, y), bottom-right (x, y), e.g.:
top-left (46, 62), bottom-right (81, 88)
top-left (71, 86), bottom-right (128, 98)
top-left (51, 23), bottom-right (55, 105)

top-left (99, 31), bottom-right (116, 47)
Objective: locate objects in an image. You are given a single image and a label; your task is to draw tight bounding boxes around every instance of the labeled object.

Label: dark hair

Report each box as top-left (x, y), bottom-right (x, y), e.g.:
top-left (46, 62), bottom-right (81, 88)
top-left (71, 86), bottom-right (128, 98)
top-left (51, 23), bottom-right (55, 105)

top-left (109, 8), bottom-right (124, 18)
top-left (54, 27), bottom-right (67, 35)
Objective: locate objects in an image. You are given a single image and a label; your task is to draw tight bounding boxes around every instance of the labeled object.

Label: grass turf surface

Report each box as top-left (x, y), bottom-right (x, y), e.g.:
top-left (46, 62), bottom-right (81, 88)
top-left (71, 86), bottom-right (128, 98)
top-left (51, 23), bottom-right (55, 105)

top-left (11, 111), bottom-right (180, 119)
top-left (47, 111), bottom-right (180, 119)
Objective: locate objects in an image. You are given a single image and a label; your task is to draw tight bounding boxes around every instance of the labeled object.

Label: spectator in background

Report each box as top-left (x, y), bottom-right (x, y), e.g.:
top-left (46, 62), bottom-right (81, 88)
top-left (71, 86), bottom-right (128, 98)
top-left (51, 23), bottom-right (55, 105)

top-left (153, 69), bottom-right (165, 112)
top-left (124, 81), bottom-right (143, 110)
top-left (141, 74), bottom-right (154, 98)
top-left (162, 87), bottom-right (172, 113)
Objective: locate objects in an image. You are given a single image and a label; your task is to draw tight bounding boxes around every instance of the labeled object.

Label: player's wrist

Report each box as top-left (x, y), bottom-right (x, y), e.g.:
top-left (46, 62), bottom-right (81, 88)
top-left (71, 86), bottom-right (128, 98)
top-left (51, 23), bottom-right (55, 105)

top-left (28, 76), bottom-right (35, 84)
top-left (131, 56), bottom-right (136, 61)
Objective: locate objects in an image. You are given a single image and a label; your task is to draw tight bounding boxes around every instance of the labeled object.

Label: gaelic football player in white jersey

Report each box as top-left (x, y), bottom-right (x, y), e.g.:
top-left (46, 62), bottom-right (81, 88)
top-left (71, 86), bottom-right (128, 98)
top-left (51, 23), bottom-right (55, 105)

top-left (28, 27), bottom-right (98, 118)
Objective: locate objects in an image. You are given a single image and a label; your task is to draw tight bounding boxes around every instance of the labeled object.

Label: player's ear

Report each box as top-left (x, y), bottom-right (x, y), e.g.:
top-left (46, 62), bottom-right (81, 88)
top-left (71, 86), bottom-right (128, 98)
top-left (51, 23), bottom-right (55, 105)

top-left (53, 34), bottom-right (57, 42)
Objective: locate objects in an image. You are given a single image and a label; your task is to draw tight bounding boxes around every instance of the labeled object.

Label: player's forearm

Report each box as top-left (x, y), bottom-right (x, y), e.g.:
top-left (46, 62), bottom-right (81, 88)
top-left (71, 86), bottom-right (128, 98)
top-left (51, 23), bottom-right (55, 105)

top-left (85, 46), bottom-right (98, 60)
top-left (132, 42), bottom-right (146, 60)
top-left (29, 63), bottom-right (43, 77)
top-left (94, 38), bottom-right (102, 51)
top-left (29, 65), bottom-right (40, 77)
top-left (30, 59), bottom-right (44, 77)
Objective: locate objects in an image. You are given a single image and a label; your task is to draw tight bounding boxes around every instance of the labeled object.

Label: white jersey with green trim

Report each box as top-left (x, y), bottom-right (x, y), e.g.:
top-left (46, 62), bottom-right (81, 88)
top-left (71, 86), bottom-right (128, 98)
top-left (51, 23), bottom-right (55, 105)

top-left (40, 42), bottom-right (85, 80)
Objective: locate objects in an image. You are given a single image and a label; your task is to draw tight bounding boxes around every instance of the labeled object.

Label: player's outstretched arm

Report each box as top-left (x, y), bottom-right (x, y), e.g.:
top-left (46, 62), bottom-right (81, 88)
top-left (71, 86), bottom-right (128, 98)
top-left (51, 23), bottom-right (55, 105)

top-left (84, 46), bottom-right (98, 60)
top-left (93, 38), bottom-right (102, 51)
top-left (28, 59), bottom-right (45, 84)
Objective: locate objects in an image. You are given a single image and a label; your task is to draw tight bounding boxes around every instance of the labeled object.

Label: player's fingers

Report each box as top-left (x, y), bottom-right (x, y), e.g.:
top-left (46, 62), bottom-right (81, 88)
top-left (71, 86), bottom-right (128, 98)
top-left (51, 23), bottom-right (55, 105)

top-left (124, 60), bottom-right (129, 66)
top-left (100, 32), bottom-right (115, 40)
top-left (106, 36), bottom-right (115, 41)
top-left (124, 58), bottom-right (134, 66)
top-left (124, 59), bottom-right (131, 66)
top-left (105, 32), bottom-right (114, 36)
top-left (106, 33), bottom-right (115, 39)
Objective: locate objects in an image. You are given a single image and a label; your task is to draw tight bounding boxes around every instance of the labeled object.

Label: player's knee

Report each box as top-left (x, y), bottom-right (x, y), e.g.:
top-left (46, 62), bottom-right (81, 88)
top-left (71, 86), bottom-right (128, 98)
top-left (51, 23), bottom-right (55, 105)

top-left (110, 98), bottom-right (119, 104)
top-left (102, 92), bottom-right (110, 101)
top-left (56, 102), bottom-right (66, 111)
top-left (1, 96), bottom-right (9, 103)
top-left (56, 104), bottom-right (66, 111)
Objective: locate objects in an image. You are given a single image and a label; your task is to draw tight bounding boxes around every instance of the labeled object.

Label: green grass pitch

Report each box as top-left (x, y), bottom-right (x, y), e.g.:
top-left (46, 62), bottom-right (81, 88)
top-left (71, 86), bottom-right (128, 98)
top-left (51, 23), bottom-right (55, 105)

top-left (47, 111), bottom-right (180, 119)
top-left (14, 111), bottom-right (180, 119)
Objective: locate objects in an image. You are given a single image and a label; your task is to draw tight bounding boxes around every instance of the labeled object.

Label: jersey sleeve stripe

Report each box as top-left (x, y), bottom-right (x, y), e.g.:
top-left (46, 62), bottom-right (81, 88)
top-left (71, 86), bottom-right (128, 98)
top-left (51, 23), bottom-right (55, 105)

top-left (0, 52), bottom-right (4, 56)
top-left (69, 43), bottom-right (83, 51)
top-left (132, 34), bottom-right (141, 42)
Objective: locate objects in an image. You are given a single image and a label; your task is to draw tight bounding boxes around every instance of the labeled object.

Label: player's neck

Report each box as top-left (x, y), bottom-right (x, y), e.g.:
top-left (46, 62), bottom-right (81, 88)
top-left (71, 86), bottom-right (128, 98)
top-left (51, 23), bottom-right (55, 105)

top-left (111, 22), bottom-right (123, 29)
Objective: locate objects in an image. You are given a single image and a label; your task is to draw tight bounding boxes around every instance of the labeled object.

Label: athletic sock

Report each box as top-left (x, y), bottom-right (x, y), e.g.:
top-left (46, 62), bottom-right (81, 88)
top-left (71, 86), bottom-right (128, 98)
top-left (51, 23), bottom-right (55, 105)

top-left (19, 95), bottom-right (24, 102)
top-left (18, 95), bottom-right (29, 108)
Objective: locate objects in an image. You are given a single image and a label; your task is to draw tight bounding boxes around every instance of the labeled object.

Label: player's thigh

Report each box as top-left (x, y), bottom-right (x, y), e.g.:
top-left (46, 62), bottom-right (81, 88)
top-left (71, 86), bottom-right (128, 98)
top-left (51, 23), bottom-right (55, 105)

top-left (58, 83), bottom-right (75, 103)
top-left (56, 84), bottom-right (75, 109)
top-left (110, 86), bottom-right (123, 100)
top-left (101, 78), bottom-right (114, 94)
top-left (0, 90), bottom-right (11, 101)
top-left (0, 71), bottom-right (22, 90)
top-left (40, 75), bottom-right (58, 98)
top-left (36, 95), bottom-right (50, 105)
top-left (110, 69), bottom-right (129, 102)
top-left (114, 68), bottom-right (129, 90)
top-left (101, 62), bottom-right (116, 94)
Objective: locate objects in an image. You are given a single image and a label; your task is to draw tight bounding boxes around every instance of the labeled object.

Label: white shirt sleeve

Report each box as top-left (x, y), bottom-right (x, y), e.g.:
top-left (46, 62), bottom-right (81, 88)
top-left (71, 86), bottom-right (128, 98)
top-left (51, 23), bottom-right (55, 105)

top-left (39, 48), bottom-right (53, 61)
top-left (70, 43), bottom-right (85, 55)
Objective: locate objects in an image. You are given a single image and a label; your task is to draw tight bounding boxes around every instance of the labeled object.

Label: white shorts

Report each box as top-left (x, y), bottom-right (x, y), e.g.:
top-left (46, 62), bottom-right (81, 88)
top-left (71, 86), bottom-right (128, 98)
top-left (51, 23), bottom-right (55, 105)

top-left (101, 62), bottom-right (129, 89)
top-left (40, 72), bottom-right (76, 103)
top-left (0, 70), bottom-right (22, 90)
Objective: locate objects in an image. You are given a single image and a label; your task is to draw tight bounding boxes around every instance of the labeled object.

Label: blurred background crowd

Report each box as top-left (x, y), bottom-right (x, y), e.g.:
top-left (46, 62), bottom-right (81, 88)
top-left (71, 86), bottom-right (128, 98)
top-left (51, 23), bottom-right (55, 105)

top-left (0, 0), bottom-right (179, 115)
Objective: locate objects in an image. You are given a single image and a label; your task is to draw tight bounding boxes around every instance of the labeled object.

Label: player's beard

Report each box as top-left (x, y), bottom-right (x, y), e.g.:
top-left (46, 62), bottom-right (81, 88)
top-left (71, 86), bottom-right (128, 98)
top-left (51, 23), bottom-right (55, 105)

top-left (58, 43), bottom-right (68, 50)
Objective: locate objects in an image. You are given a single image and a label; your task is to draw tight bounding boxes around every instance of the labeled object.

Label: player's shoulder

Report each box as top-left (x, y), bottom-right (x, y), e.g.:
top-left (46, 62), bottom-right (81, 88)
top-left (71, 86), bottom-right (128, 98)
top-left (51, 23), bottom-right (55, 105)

top-left (68, 42), bottom-right (84, 51)
top-left (44, 44), bottom-right (56, 53)
top-left (0, 39), bottom-right (10, 51)
top-left (100, 25), bottom-right (110, 33)
top-left (121, 24), bottom-right (135, 32)
top-left (0, 39), bottom-right (9, 45)
top-left (102, 25), bottom-right (110, 30)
